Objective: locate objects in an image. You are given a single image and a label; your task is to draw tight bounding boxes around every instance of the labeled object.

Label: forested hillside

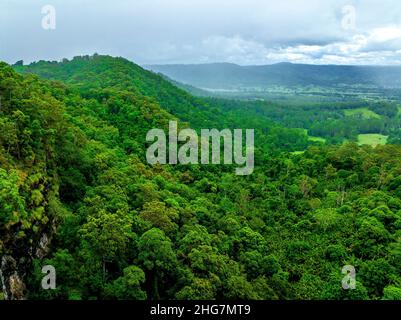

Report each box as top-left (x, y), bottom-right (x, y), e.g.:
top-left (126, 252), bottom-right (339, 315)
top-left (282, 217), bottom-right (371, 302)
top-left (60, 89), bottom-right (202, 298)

top-left (2, 55), bottom-right (401, 300)
top-left (15, 55), bottom-right (318, 152)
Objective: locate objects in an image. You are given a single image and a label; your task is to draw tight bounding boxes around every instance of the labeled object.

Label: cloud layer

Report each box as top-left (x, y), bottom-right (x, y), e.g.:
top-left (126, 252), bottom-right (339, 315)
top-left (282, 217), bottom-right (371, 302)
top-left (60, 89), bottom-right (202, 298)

top-left (1, 0), bottom-right (401, 65)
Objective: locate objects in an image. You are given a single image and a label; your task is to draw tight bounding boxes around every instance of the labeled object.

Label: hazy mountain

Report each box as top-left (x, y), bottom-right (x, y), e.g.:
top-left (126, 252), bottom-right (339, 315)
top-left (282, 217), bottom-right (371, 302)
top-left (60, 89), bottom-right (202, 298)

top-left (145, 62), bottom-right (401, 89)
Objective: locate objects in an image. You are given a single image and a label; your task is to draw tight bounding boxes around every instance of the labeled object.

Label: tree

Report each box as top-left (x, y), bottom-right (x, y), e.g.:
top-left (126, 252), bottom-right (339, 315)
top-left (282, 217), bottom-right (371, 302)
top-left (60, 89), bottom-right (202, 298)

top-left (354, 217), bottom-right (391, 259)
top-left (139, 201), bottom-right (178, 233)
top-left (175, 278), bottom-right (215, 300)
top-left (382, 286), bottom-right (401, 300)
top-left (0, 169), bottom-right (26, 225)
top-left (13, 60), bottom-right (23, 67)
top-left (105, 266), bottom-right (147, 300)
top-left (321, 272), bottom-right (369, 300)
top-left (79, 209), bottom-right (133, 280)
top-left (359, 259), bottom-right (396, 298)
top-left (137, 228), bottom-right (177, 299)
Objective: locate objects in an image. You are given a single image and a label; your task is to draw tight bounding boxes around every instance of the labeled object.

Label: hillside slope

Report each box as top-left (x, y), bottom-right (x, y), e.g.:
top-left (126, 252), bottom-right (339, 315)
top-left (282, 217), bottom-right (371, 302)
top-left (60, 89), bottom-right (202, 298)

top-left (15, 55), bottom-right (228, 129)
top-left (16, 55), bottom-right (315, 152)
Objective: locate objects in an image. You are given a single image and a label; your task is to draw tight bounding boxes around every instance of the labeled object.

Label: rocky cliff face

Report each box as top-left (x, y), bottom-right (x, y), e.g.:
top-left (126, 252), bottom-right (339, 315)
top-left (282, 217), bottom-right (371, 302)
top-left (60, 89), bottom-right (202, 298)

top-left (0, 222), bottom-right (55, 300)
top-left (0, 255), bottom-right (27, 300)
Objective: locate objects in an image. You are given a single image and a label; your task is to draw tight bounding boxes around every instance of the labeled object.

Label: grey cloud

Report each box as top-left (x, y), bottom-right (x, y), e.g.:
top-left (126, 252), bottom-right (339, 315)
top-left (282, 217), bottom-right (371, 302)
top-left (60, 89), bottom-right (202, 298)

top-left (1, 0), bottom-right (401, 65)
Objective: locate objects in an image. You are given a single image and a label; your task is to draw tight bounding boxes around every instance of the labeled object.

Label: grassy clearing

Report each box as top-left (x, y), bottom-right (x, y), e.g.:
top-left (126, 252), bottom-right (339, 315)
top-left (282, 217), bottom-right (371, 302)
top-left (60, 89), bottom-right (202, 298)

top-left (357, 134), bottom-right (388, 147)
top-left (309, 136), bottom-right (326, 143)
top-left (291, 151), bottom-right (305, 155)
top-left (344, 108), bottom-right (381, 119)
top-left (299, 129), bottom-right (326, 144)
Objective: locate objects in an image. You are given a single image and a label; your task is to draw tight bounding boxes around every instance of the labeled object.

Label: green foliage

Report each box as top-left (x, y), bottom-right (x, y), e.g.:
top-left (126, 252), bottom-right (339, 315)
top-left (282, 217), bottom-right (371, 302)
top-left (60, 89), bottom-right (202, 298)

top-left (0, 169), bottom-right (26, 225)
top-left (104, 266), bottom-right (146, 300)
top-left (2, 55), bottom-right (401, 301)
top-left (382, 286), bottom-right (401, 300)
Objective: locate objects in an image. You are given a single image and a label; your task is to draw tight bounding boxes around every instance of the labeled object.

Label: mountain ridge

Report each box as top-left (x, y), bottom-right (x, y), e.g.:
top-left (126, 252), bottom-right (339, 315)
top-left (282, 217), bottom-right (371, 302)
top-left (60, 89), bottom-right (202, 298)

top-left (145, 62), bottom-right (401, 89)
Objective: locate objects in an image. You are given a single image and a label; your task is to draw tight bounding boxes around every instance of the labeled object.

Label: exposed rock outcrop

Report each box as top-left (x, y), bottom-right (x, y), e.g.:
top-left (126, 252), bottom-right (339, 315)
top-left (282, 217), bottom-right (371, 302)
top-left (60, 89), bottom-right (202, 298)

top-left (0, 220), bottom-right (55, 300)
top-left (0, 255), bottom-right (26, 300)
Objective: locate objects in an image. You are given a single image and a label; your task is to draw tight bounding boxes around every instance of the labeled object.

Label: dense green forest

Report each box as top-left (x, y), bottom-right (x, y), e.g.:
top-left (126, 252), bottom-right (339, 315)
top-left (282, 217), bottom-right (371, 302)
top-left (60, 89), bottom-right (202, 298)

top-left (2, 55), bottom-right (401, 300)
top-left (206, 98), bottom-right (401, 145)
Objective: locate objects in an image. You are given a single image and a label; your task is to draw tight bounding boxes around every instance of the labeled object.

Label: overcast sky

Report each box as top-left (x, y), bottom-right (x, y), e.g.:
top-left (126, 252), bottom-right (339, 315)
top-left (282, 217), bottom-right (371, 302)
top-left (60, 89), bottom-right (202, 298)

top-left (2, 0), bottom-right (401, 65)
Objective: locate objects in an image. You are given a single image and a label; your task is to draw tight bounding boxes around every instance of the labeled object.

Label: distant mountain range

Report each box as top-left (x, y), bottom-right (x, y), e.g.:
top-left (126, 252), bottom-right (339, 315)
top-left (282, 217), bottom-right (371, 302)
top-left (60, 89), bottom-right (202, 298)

top-left (145, 62), bottom-right (401, 90)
